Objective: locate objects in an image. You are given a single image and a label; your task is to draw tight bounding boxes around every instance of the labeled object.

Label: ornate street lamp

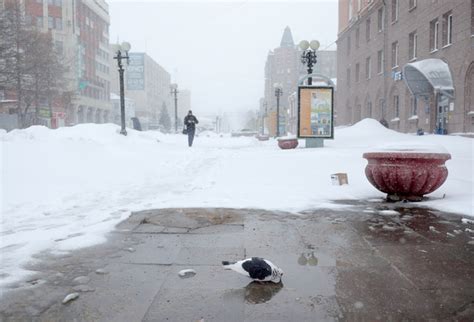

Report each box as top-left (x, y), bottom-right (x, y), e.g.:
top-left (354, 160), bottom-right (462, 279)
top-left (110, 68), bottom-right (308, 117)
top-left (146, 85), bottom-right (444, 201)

top-left (170, 83), bottom-right (178, 132)
top-left (299, 40), bottom-right (320, 86)
top-left (274, 83), bottom-right (283, 137)
top-left (112, 42), bottom-right (131, 136)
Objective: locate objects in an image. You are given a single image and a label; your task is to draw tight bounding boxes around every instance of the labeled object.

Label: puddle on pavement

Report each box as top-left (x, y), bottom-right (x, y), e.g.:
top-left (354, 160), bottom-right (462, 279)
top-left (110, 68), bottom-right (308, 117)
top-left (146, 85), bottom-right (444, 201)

top-left (332, 199), bottom-right (474, 246)
top-left (297, 252), bottom-right (319, 266)
top-left (244, 281), bottom-right (283, 304)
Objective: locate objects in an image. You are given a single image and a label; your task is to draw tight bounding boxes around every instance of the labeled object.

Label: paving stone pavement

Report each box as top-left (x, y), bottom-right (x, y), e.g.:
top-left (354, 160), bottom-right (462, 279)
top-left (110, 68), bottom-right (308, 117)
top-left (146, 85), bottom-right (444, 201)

top-left (1, 202), bottom-right (473, 321)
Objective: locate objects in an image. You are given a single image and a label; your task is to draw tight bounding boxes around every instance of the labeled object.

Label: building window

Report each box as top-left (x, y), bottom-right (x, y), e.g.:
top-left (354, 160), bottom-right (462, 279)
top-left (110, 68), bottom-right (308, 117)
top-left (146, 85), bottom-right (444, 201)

top-left (391, 41), bottom-right (399, 67)
top-left (349, 0), bottom-right (353, 20)
top-left (409, 31), bottom-right (417, 60)
top-left (36, 16), bottom-right (43, 28)
top-left (355, 63), bottom-right (360, 82)
top-left (347, 35), bottom-right (351, 56)
top-left (55, 40), bottom-right (63, 55)
top-left (394, 95), bottom-right (400, 117)
top-left (392, 0), bottom-right (399, 23)
top-left (409, 0), bottom-right (417, 10)
top-left (346, 68), bottom-right (351, 87)
top-left (366, 56), bottom-right (371, 80)
top-left (442, 11), bottom-right (453, 46)
top-left (356, 26), bottom-right (360, 48)
top-left (412, 96), bottom-right (418, 115)
top-left (48, 16), bottom-right (54, 29)
top-left (55, 17), bottom-right (62, 30)
top-left (377, 50), bottom-right (384, 74)
top-left (430, 19), bottom-right (439, 52)
top-left (378, 7), bottom-right (384, 32)
top-left (366, 18), bottom-right (371, 42)
top-left (471, 0), bottom-right (474, 36)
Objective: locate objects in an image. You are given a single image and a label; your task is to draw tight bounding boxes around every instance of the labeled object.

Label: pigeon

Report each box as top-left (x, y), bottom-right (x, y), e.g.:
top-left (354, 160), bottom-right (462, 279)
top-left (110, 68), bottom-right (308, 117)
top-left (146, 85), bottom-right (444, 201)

top-left (222, 257), bottom-right (283, 283)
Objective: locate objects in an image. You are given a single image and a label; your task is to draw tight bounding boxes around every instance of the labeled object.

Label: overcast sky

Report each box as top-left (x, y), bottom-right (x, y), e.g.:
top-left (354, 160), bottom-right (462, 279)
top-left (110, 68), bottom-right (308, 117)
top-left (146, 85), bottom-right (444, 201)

top-left (108, 0), bottom-right (338, 117)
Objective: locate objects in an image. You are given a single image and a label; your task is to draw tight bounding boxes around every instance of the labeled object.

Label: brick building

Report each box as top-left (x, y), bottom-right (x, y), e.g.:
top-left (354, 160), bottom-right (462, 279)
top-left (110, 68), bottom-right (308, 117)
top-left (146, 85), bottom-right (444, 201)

top-left (336, 0), bottom-right (474, 134)
top-left (261, 26), bottom-right (337, 136)
top-left (262, 26), bottom-right (300, 136)
top-left (0, 0), bottom-right (113, 128)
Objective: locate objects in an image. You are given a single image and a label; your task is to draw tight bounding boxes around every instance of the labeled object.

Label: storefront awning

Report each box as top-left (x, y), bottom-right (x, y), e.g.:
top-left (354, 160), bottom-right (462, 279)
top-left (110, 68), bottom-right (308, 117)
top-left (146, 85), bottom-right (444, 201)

top-left (403, 59), bottom-right (454, 97)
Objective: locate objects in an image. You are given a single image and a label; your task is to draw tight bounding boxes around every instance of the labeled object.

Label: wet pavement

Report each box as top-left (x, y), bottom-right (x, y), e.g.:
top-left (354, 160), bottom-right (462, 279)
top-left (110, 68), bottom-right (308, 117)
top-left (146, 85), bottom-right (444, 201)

top-left (1, 202), bottom-right (474, 321)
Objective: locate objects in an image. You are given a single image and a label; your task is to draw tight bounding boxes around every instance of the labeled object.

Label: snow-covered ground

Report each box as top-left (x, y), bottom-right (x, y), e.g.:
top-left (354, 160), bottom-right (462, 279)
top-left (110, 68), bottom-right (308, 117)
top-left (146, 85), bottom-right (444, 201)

top-left (1, 119), bottom-right (473, 289)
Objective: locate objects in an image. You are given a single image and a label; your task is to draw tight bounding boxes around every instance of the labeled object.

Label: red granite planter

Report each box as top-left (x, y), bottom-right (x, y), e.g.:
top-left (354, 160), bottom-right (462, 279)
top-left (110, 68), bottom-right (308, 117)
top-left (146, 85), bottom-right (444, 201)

top-left (363, 151), bottom-right (451, 201)
top-left (278, 138), bottom-right (298, 149)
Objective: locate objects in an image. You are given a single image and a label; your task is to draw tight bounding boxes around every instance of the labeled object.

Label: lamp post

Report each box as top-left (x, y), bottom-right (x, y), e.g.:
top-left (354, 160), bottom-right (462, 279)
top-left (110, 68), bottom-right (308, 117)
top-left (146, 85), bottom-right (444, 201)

top-left (170, 83), bottom-right (178, 132)
top-left (299, 40), bottom-right (319, 86)
top-left (274, 83), bottom-right (283, 137)
top-left (112, 42), bottom-right (131, 136)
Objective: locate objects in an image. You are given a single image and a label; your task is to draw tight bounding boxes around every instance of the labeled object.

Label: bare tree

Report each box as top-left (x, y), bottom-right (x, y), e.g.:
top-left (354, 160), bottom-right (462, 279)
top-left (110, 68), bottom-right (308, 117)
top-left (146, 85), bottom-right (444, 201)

top-left (24, 31), bottom-right (69, 124)
top-left (0, 1), bottom-right (70, 128)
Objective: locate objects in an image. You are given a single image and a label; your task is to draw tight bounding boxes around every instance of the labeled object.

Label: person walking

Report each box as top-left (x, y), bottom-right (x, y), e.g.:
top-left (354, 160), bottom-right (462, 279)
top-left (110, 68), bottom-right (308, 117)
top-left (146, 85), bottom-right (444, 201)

top-left (184, 110), bottom-right (199, 147)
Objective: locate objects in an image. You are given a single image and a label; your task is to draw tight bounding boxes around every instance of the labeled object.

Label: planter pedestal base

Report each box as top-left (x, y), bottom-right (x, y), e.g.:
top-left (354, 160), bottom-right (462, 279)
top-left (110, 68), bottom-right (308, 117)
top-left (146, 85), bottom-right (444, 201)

top-left (387, 194), bottom-right (423, 202)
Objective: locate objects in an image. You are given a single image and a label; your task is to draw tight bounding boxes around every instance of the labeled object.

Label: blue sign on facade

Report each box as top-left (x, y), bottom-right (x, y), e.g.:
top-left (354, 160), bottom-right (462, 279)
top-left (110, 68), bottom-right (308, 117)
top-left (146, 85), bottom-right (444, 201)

top-left (127, 53), bottom-right (145, 90)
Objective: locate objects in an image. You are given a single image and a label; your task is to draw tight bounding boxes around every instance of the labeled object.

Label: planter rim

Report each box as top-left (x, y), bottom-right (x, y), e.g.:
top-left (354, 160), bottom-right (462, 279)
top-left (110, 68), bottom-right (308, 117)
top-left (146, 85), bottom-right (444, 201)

top-left (277, 137), bottom-right (298, 141)
top-left (363, 151), bottom-right (451, 160)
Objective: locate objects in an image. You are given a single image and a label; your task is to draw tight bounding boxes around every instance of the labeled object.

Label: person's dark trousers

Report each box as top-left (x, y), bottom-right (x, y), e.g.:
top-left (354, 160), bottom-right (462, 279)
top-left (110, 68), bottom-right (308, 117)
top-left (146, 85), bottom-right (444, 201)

top-left (187, 128), bottom-right (195, 147)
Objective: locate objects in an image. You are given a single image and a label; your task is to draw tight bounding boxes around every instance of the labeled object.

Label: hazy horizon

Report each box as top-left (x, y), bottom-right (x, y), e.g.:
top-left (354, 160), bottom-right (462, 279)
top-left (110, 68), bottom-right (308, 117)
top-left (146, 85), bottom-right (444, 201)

top-left (108, 0), bottom-right (338, 118)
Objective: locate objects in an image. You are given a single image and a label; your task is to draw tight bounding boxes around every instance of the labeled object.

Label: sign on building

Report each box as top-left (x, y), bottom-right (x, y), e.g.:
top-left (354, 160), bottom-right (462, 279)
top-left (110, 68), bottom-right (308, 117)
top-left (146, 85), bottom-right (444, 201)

top-left (127, 53), bottom-right (145, 90)
top-left (297, 86), bottom-right (334, 138)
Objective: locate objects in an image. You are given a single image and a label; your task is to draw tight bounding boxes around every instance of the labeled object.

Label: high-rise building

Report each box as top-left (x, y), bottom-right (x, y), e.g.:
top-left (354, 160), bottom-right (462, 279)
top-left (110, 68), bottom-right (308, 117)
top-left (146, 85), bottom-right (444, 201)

top-left (263, 26), bottom-right (299, 136)
top-left (70, 0), bottom-right (112, 126)
top-left (262, 26), bottom-right (337, 136)
top-left (1, 0), bottom-right (112, 128)
top-left (110, 52), bottom-right (171, 130)
top-left (336, 0), bottom-right (474, 134)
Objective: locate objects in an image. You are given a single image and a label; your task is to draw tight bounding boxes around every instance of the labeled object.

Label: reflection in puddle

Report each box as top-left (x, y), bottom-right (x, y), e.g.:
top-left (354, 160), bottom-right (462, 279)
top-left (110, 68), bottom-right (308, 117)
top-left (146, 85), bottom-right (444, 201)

top-left (298, 252), bottom-right (319, 266)
top-left (244, 281), bottom-right (283, 304)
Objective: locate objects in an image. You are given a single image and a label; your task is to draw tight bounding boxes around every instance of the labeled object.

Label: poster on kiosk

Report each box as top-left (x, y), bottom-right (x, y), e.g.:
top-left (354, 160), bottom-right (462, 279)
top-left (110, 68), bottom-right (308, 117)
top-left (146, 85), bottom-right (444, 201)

top-left (297, 86), bottom-right (334, 139)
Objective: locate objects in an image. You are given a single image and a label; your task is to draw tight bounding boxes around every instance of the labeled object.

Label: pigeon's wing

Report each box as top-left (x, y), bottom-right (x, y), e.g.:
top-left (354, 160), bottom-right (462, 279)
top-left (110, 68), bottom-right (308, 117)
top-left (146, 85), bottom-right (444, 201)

top-left (242, 257), bottom-right (272, 280)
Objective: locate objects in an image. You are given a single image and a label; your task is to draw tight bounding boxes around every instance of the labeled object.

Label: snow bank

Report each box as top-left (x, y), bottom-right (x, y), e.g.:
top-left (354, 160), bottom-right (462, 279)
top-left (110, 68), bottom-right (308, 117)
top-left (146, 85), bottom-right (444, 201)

top-left (1, 120), bottom-right (472, 290)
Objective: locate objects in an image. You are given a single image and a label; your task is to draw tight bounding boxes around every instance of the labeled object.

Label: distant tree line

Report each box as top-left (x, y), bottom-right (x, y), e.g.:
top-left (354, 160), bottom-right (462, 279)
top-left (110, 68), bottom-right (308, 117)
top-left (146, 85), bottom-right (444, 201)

top-left (0, 1), bottom-right (70, 128)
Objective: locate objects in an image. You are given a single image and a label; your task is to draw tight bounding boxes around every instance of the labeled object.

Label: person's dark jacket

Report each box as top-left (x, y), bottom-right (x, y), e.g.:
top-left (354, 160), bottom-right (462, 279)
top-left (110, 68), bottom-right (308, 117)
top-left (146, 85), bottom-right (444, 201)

top-left (184, 115), bottom-right (199, 130)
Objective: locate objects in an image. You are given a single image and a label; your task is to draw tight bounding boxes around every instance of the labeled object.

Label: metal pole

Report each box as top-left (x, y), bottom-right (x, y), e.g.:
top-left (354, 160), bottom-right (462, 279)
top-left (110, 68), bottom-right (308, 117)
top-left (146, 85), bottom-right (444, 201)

top-left (307, 52), bottom-right (314, 86)
top-left (118, 51), bottom-right (127, 136)
top-left (276, 91), bottom-right (280, 137)
top-left (174, 89), bottom-right (178, 132)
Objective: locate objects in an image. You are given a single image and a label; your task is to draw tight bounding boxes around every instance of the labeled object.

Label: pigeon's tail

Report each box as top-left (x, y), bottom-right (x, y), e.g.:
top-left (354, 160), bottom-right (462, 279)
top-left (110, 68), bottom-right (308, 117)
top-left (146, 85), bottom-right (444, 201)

top-left (222, 261), bottom-right (236, 269)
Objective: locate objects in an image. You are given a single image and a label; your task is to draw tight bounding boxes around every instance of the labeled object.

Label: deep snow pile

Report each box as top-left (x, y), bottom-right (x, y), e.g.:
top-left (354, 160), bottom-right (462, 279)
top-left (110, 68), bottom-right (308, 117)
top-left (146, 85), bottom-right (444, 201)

top-left (1, 119), bottom-right (473, 289)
